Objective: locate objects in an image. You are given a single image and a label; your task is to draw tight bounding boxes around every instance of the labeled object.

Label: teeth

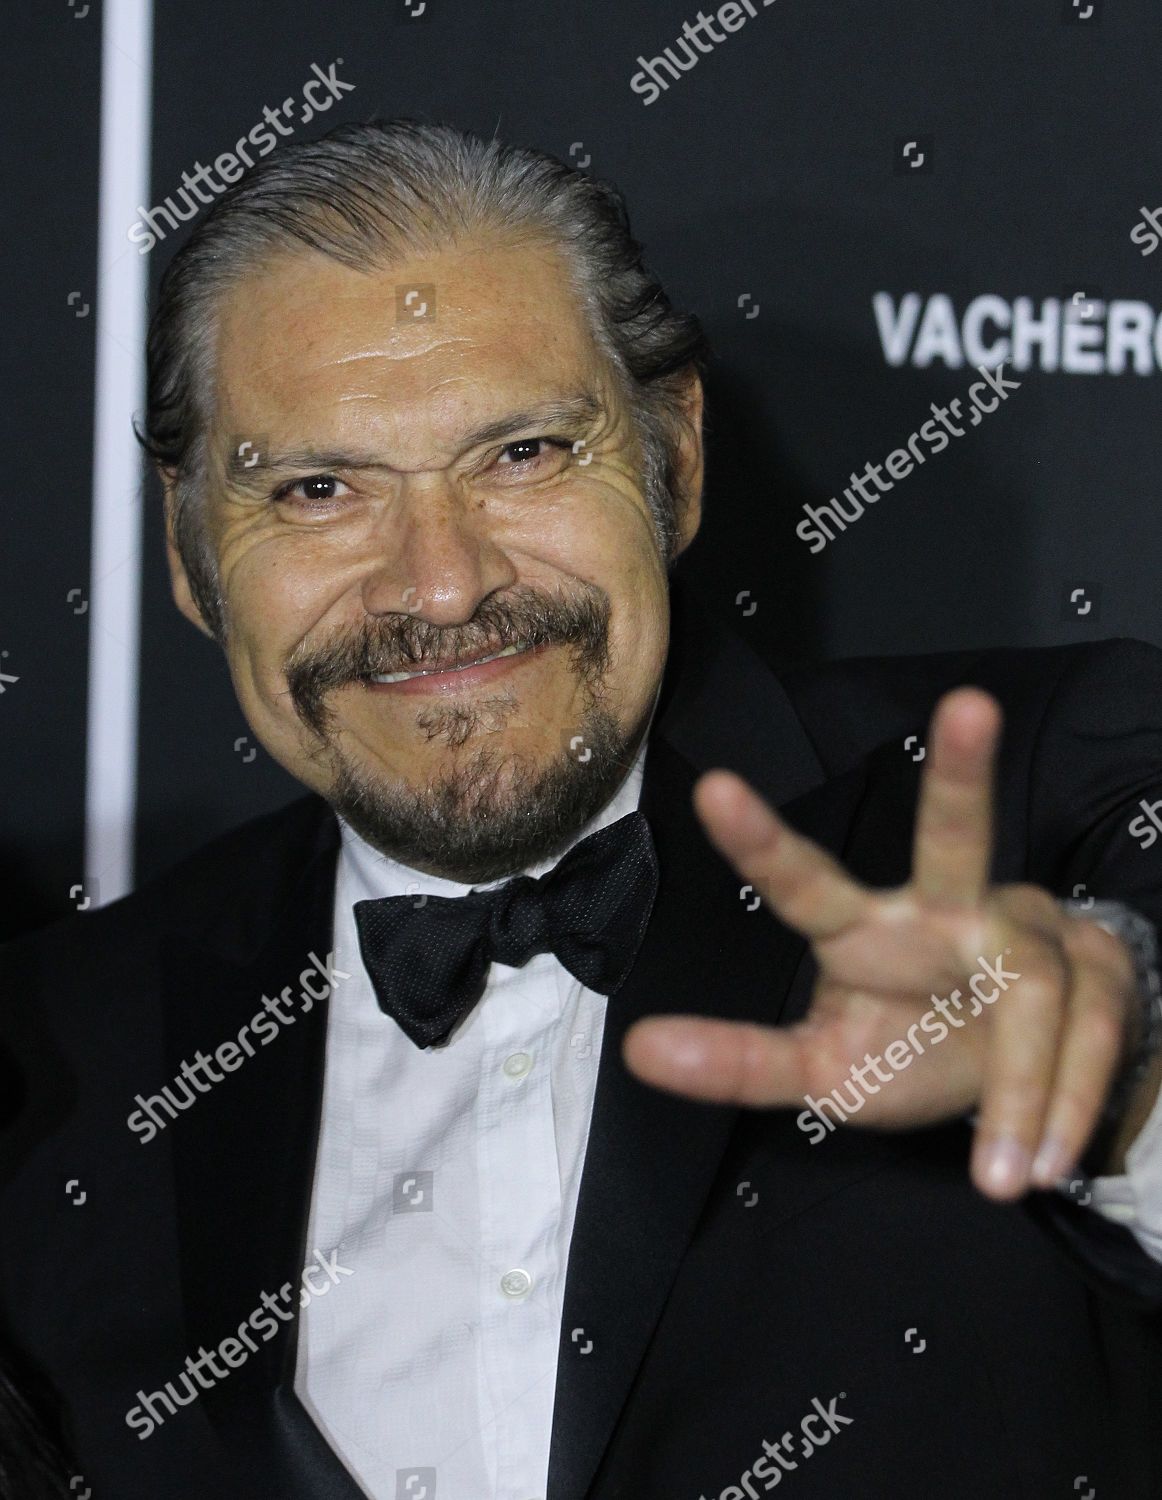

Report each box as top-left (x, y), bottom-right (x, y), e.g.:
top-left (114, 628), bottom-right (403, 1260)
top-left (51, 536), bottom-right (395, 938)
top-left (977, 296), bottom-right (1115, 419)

top-left (370, 642), bottom-right (526, 684)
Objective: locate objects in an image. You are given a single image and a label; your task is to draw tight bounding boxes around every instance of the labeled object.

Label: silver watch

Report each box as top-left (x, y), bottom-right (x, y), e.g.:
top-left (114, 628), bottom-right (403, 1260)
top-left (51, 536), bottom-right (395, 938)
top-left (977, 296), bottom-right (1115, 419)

top-left (1061, 897), bottom-right (1162, 1124)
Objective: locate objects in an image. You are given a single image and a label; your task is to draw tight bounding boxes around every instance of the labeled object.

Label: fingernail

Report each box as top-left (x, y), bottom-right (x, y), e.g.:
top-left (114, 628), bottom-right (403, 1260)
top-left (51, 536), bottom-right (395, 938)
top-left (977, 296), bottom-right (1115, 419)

top-left (1031, 1135), bottom-right (1073, 1187)
top-left (978, 1138), bottom-right (1031, 1196)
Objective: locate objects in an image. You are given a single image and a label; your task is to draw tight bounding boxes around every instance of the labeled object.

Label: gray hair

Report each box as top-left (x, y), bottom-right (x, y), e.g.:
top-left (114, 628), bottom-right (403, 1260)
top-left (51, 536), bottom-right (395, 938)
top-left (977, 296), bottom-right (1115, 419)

top-left (135, 117), bottom-right (711, 640)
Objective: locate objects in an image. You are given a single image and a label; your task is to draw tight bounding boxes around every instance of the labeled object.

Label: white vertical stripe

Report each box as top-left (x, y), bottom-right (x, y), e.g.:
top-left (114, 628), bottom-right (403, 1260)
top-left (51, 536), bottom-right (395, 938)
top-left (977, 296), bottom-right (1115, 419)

top-left (86, 0), bottom-right (154, 905)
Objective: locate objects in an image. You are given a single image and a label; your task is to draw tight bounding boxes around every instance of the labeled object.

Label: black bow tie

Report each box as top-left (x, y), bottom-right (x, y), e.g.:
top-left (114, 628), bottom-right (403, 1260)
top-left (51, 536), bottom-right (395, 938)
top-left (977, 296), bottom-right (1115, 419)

top-left (353, 811), bottom-right (659, 1049)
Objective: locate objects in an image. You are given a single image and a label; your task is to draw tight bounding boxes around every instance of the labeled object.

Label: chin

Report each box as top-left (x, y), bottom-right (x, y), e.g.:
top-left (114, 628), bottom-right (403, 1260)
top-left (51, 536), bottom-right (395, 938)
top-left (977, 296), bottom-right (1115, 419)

top-left (322, 694), bottom-right (637, 881)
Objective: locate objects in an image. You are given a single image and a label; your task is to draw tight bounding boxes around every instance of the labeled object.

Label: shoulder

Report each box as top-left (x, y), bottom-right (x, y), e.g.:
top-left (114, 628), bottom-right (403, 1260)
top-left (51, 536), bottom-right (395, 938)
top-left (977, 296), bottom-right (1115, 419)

top-left (776, 637), bottom-right (1162, 777)
top-left (0, 792), bottom-right (337, 977)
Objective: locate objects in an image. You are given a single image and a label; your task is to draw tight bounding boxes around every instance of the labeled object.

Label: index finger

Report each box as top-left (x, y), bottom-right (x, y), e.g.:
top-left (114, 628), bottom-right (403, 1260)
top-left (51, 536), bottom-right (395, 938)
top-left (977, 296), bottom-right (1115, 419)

top-left (911, 687), bottom-right (1002, 907)
top-left (693, 770), bottom-right (872, 941)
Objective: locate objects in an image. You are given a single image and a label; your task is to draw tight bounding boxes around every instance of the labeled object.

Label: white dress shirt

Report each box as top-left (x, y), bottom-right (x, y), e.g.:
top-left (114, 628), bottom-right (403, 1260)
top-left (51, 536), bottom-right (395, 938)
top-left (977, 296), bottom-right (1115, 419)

top-left (293, 728), bottom-right (651, 1500)
top-left (294, 726), bottom-right (1162, 1500)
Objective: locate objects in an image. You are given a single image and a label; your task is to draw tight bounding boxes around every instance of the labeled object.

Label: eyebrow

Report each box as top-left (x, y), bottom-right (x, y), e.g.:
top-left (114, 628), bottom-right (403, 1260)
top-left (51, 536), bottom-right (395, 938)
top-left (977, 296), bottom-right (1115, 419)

top-left (223, 391), bottom-right (605, 483)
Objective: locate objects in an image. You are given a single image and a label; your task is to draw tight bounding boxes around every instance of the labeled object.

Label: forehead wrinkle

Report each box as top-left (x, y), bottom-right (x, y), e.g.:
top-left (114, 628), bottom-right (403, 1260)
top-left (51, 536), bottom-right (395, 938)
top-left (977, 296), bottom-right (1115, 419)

top-left (330, 335), bottom-right (478, 367)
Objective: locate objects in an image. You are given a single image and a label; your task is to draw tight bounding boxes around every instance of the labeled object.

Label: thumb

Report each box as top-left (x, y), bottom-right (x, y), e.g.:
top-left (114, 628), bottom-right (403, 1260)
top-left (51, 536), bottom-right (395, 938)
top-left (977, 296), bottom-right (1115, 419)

top-left (621, 1014), bottom-right (825, 1107)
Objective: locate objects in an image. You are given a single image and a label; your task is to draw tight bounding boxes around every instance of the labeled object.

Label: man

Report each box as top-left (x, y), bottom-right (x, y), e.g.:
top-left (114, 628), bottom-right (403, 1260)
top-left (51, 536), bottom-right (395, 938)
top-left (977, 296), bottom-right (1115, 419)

top-left (3, 117), bottom-right (1162, 1499)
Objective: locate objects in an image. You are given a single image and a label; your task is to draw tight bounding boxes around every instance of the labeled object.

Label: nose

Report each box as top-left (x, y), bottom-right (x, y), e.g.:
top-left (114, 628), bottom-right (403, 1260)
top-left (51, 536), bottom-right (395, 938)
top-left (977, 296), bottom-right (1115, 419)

top-left (359, 469), bottom-right (518, 627)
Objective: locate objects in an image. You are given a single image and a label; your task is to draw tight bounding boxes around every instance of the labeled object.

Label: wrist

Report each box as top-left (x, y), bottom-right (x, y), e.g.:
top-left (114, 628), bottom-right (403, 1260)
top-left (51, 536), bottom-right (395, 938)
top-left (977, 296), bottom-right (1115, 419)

top-left (1061, 898), bottom-right (1162, 1172)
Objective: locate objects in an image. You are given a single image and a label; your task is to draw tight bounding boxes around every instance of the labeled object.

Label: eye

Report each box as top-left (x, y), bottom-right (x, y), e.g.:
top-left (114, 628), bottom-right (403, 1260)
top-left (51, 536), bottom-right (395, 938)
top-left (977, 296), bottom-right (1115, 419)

top-left (272, 474), bottom-right (352, 506)
top-left (494, 437), bottom-right (572, 471)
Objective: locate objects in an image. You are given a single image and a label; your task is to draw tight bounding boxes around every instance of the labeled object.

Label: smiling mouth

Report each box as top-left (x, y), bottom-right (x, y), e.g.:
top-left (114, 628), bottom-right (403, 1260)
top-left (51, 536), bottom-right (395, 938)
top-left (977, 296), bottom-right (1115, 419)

top-left (367, 641), bottom-right (535, 685)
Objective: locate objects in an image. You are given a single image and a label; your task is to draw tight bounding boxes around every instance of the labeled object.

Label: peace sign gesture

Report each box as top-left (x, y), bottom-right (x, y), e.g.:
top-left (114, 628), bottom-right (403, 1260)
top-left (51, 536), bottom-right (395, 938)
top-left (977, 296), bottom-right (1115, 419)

top-left (623, 688), bottom-right (1145, 1201)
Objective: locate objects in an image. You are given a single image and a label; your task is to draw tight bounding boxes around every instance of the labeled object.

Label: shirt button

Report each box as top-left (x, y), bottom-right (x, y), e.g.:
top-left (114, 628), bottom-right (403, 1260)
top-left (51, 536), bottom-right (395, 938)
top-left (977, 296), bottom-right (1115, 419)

top-left (500, 1268), bottom-right (533, 1298)
top-left (502, 1051), bottom-right (533, 1080)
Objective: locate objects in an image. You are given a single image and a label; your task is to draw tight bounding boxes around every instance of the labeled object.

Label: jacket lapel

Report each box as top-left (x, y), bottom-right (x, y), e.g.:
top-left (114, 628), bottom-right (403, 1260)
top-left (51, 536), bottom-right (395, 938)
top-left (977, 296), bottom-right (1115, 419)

top-left (547, 582), bottom-right (870, 1500)
top-left (159, 796), bottom-right (364, 1494)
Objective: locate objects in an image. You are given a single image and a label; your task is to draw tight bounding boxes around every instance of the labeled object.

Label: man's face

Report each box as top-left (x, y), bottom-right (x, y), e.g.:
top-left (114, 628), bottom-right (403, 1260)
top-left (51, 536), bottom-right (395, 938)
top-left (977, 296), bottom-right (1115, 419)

top-left (165, 236), bottom-right (703, 882)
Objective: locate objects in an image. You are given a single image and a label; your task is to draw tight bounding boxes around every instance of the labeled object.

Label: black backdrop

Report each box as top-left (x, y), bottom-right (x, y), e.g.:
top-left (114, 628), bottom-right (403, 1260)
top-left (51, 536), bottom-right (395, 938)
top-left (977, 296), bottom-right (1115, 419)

top-left (5, 0), bottom-right (1161, 939)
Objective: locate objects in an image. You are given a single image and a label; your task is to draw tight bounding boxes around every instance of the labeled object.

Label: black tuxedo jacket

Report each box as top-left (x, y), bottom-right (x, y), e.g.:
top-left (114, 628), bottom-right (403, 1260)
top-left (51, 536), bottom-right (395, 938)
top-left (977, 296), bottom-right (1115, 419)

top-left (4, 578), bottom-right (1162, 1500)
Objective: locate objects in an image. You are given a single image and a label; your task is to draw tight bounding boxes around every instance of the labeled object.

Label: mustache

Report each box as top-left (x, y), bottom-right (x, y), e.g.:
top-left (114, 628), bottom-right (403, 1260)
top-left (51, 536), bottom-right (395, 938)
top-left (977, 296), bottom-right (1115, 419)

top-left (285, 585), bottom-right (611, 737)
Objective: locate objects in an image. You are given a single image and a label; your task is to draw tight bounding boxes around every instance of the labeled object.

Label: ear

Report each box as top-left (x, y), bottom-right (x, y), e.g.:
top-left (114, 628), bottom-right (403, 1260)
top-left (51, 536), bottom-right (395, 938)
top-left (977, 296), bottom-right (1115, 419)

top-left (669, 368), bottom-right (704, 557)
top-left (160, 469), bottom-right (217, 641)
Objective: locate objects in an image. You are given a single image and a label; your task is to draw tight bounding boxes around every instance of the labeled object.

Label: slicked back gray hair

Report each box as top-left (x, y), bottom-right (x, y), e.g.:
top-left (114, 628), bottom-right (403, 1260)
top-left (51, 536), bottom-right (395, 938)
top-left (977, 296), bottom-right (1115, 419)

top-left (135, 117), bottom-right (711, 641)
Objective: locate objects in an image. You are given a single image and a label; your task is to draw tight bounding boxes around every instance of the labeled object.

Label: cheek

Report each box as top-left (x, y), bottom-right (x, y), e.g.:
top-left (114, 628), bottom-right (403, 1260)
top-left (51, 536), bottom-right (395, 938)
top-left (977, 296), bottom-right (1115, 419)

top-left (531, 484), bottom-right (661, 595)
top-left (224, 537), bottom-right (350, 661)
top-left (527, 482), bottom-right (668, 651)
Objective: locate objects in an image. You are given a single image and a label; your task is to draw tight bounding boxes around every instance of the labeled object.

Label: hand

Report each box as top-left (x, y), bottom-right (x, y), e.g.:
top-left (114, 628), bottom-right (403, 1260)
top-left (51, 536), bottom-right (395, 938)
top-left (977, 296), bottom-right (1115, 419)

top-left (622, 688), bottom-right (1142, 1201)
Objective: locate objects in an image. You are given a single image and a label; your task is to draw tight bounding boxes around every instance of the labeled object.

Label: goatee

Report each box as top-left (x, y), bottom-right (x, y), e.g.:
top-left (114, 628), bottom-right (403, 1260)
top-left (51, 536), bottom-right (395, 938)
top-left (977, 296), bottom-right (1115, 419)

top-left (283, 584), bottom-right (653, 883)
